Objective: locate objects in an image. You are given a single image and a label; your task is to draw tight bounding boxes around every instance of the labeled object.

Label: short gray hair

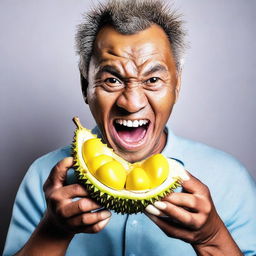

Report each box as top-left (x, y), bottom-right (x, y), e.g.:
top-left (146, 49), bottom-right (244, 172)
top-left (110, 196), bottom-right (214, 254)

top-left (76, 0), bottom-right (187, 78)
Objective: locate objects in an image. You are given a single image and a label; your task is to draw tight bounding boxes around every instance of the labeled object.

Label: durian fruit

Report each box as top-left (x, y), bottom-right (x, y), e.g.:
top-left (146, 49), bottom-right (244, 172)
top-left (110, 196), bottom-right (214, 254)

top-left (72, 117), bottom-right (186, 214)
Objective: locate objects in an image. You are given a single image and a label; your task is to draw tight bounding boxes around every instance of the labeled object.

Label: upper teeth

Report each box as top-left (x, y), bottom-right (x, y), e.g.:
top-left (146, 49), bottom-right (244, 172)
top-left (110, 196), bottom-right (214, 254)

top-left (115, 119), bottom-right (149, 127)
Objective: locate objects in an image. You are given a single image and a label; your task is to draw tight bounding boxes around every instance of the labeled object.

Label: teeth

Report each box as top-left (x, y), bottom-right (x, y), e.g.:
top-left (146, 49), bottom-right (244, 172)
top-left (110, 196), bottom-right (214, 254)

top-left (133, 120), bottom-right (139, 127)
top-left (115, 119), bottom-right (149, 127)
top-left (127, 120), bottom-right (132, 127)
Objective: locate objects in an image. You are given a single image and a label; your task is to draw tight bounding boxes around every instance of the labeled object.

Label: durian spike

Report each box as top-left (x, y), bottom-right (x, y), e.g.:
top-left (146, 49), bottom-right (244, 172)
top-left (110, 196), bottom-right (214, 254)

top-left (73, 116), bottom-right (83, 129)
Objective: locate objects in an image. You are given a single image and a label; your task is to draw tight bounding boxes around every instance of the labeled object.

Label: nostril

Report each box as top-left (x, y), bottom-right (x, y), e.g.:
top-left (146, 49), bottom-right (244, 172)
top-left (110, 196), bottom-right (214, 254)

top-left (116, 106), bottom-right (133, 115)
top-left (116, 89), bottom-right (147, 113)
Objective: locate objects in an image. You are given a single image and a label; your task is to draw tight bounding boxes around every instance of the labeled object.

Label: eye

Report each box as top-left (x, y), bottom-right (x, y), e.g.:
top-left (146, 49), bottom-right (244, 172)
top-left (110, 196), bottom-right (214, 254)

top-left (143, 77), bottom-right (163, 91)
top-left (104, 77), bottom-right (121, 84)
top-left (146, 77), bottom-right (160, 84)
top-left (102, 77), bottom-right (123, 91)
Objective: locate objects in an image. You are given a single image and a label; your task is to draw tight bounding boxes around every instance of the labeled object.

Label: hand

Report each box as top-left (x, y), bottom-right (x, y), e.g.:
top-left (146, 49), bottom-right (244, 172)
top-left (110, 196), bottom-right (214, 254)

top-left (145, 171), bottom-right (242, 255)
top-left (15, 157), bottom-right (112, 255)
top-left (43, 157), bottom-right (111, 237)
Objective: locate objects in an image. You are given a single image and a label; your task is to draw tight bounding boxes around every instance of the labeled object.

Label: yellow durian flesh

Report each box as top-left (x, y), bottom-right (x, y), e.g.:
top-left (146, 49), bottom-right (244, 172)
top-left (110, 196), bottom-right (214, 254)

top-left (125, 167), bottom-right (151, 190)
top-left (142, 154), bottom-right (169, 188)
top-left (95, 160), bottom-right (127, 190)
top-left (82, 138), bottom-right (111, 164)
top-left (86, 152), bottom-right (169, 191)
top-left (72, 117), bottom-right (185, 214)
top-left (87, 155), bottom-right (113, 175)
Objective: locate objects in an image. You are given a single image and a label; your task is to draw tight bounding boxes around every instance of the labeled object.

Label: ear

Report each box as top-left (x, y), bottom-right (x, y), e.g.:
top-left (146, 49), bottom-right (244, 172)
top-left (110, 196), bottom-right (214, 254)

top-left (174, 71), bottom-right (182, 103)
top-left (80, 73), bottom-right (88, 104)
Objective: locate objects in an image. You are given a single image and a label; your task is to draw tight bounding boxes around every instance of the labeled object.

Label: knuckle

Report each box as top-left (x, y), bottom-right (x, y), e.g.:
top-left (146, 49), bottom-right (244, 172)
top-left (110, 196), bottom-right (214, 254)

top-left (78, 199), bottom-right (87, 212)
top-left (73, 184), bottom-right (82, 194)
top-left (48, 191), bottom-right (61, 203)
top-left (192, 220), bottom-right (202, 231)
top-left (202, 185), bottom-right (210, 196)
top-left (56, 206), bottom-right (65, 218)
top-left (81, 214), bottom-right (88, 225)
top-left (88, 199), bottom-right (98, 210)
top-left (92, 223), bottom-right (101, 233)
top-left (184, 213), bottom-right (193, 225)
top-left (192, 215), bottom-right (206, 230)
top-left (203, 201), bottom-right (212, 214)
top-left (190, 198), bottom-right (197, 209)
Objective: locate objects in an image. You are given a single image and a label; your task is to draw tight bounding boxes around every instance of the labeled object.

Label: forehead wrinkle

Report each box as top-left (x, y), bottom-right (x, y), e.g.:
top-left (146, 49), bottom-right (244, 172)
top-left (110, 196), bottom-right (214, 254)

top-left (103, 50), bottom-right (140, 79)
top-left (95, 38), bottom-right (172, 79)
top-left (121, 59), bottom-right (139, 78)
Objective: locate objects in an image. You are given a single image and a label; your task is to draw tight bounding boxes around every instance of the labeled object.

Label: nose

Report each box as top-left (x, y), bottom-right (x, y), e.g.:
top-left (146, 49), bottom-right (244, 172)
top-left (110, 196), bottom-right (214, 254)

top-left (116, 86), bottom-right (148, 113)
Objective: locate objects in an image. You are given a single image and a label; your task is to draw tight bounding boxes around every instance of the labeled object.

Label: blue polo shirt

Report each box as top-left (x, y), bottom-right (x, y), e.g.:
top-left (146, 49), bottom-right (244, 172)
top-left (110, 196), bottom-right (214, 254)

top-left (3, 127), bottom-right (256, 255)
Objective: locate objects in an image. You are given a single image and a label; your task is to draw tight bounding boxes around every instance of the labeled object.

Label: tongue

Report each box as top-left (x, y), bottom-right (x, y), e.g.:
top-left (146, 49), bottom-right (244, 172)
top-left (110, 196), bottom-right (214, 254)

top-left (117, 126), bottom-right (146, 143)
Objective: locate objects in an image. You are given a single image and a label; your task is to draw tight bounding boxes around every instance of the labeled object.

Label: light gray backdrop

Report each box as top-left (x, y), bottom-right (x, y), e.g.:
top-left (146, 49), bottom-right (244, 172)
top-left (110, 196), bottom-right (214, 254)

top-left (1, 0), bottom-right (255, 252)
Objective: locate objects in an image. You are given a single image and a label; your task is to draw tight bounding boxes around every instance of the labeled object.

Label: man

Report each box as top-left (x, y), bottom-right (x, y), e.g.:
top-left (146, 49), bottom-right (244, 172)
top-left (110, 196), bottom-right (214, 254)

top-left (3, 0), bottom-right (256, 255)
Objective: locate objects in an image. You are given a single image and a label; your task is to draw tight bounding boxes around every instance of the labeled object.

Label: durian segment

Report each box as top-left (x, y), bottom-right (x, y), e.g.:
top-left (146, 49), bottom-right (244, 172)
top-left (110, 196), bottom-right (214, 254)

top-left (95, 160), bottom-right (127, 190)
top-left (87, 155), bottom-right (113, 175)
top-left (82, 138), bottom-right (112, 164)
top-left (142, 154), bottom-right (169, 188)
top-left (126, 167), bottom-right (151, 190)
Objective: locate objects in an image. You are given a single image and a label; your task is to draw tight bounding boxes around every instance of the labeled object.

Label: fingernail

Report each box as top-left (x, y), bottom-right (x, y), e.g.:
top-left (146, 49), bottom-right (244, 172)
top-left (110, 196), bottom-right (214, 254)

top-left (181, 169), bottom-right (190, 181)
top-left (100, 211), bottom-right (111, 219)
top-left (145, 204), bottom-right (162, 216)
top-left (154, 201), bottom-right (167, 210)
top-left (98, 217), bottom-right (110, 228)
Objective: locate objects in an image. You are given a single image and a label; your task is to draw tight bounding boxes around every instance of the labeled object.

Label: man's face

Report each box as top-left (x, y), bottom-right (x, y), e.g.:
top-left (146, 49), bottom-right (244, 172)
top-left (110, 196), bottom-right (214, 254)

top-left (85, 24), bottom-right (180, 163)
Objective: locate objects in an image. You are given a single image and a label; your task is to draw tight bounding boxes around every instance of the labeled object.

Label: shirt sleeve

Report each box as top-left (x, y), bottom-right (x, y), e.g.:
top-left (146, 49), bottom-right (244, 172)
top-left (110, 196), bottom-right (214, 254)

top-left (224, 166), bottom-right (256, 255)
top-left (3, 159), bottom-right (47, 256)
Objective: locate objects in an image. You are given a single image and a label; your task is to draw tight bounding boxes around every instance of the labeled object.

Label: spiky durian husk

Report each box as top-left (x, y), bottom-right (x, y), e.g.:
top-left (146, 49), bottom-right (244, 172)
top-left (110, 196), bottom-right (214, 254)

top-left (75, 171), bottom-right (181, 214)
top-left (72, 117), bottom-right (182, 214)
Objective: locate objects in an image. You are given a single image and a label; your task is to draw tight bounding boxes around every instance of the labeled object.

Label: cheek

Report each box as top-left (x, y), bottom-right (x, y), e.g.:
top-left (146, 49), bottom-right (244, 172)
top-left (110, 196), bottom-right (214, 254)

top-left (147, 88), bottom-right (176, 120)
top-left (87, 88), bottom-right (117, 121)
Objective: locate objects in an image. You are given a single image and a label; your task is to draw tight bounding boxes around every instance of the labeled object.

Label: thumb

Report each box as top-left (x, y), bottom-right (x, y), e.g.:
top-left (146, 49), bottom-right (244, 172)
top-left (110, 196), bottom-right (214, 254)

top-left (43, 157), bottom-right (74, 192)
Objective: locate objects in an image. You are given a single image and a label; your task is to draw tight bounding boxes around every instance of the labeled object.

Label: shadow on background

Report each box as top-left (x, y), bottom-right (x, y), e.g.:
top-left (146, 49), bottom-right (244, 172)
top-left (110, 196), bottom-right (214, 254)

top-left (0, 119), bottom-right (67, 253)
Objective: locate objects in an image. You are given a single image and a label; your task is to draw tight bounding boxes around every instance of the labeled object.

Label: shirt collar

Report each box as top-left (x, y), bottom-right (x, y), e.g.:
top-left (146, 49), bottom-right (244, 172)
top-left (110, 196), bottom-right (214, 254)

top-left (161, 127), bottom-right (185, 166)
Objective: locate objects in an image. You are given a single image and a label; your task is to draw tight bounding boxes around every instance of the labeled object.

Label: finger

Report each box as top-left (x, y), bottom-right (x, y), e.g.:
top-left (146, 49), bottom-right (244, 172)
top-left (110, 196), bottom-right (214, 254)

top-left (44, 157), bottom-right (74, 191)
top-left (54, 184), bottom-right (88, 200)
top-left (145, 213), bottom-right (194, 243)
top-left (163, 193), bottom-right (199, 212)
top-left (145, 204), bottom-right (167, 217)
top-left (68, 210), bottom-right (111, 227)
top-left (79, 217), bottom-right (111, 234)
top-left (152, 201), bottom-right (196, 226)
top-left (181, 171), bottom-right (207, 194)
top-left (60, 198), bottom-right (102, 218)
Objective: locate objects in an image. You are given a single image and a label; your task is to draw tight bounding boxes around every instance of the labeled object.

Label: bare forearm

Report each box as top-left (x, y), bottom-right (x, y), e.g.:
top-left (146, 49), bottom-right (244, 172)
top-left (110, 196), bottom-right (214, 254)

top-left (15, 217), bottom-right (73, 256)
top-left (192, 223), bottom-right (242, 256)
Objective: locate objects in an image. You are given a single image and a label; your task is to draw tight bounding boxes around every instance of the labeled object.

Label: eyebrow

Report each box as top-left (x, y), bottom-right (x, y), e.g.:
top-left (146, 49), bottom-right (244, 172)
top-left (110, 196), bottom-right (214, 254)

top-left (96, 63), bottom-right (168, 79)
top-left (142, 64), bottom-right (168, 77)
top-left (97, 65), bottom-right (123, 80)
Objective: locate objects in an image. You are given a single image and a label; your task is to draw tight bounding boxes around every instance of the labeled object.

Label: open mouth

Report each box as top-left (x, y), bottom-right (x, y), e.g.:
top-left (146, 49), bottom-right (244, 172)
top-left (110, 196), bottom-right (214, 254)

top-left (112, 119), bottom-right (150, 150)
